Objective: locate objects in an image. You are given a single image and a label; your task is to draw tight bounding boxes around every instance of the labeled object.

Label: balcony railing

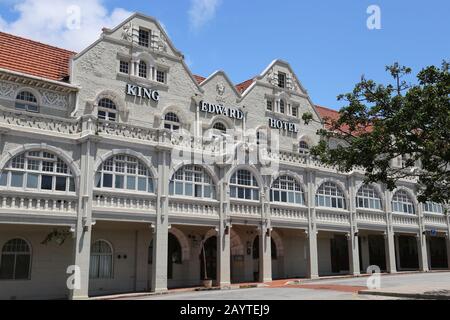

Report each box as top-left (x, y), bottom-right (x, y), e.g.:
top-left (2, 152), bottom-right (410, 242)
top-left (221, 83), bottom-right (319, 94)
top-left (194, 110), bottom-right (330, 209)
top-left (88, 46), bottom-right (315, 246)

top-left (0, 195), bottom-right (77, 214)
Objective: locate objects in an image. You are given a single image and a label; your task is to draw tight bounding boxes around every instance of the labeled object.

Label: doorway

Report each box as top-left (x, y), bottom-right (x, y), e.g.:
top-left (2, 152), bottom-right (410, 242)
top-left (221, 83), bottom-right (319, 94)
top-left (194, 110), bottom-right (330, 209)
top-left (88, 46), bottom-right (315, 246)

top-left (200, 236), bottom-right (217, 282)
top-left (429, 237), bottom-right (448, 269)
top-left (397, 235), bottom-right (419, 270)
top-left (368, 235), bottom-right (387, 271)
top-left (330, 235), bottom-right (349, 273)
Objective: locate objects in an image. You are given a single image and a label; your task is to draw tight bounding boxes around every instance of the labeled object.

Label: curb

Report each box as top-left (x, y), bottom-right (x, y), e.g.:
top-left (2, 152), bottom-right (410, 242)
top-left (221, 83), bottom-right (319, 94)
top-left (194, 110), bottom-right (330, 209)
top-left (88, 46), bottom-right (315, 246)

top-left (359, 290), bottom-right (450, 300)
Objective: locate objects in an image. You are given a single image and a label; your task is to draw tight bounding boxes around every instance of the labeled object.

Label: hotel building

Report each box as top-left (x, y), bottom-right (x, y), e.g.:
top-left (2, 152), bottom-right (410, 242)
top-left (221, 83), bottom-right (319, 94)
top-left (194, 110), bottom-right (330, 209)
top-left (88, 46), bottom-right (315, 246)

top-left (0, 13), bottom-right (448, 300)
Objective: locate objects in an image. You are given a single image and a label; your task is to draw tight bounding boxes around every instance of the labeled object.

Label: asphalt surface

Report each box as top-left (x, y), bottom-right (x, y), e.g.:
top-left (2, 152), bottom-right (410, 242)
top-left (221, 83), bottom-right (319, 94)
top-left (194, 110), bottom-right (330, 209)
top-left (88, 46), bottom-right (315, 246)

top-left (124, 272), bottom-right (450, 300)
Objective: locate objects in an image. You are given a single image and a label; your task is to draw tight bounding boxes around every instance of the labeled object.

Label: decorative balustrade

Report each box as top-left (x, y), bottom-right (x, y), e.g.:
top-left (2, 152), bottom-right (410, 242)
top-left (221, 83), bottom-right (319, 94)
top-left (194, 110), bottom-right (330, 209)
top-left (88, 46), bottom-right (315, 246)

top-left (392, 213), bottom-right (419, 227)
top-left (270, 207), bottom-right (308, 220)
top-left (0, 195), bottom-right (77, 214)
top-left (229, 203), bottom-right (261, 216)
top-left (168, 200), bottom-right (219, 217)
top-left (97, 120), bottom-right (159, 143)
top-left (93, 194), bottom-right (156, 211)
top-left (357, 211), bottom-right (387, 225)
top-left (0, 109), bottom-right (81, 134)
top-left (316, 211), bottom-right (350, 224)
top-left (423, 213), bottom-right (447, 228)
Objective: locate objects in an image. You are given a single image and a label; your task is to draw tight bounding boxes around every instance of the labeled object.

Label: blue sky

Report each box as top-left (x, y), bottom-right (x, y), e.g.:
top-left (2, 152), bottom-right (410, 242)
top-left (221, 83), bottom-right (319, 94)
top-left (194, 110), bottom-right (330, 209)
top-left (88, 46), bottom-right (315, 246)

top-left (0, 0), bottom-right (448, 109)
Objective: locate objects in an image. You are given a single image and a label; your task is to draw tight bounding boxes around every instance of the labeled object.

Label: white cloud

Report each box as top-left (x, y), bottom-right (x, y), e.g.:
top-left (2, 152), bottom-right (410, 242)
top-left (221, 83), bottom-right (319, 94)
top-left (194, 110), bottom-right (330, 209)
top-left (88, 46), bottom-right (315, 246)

top-left (0, 0), bottom-right (132, 51)
top-left (188, 0), bottom-right (221, 30)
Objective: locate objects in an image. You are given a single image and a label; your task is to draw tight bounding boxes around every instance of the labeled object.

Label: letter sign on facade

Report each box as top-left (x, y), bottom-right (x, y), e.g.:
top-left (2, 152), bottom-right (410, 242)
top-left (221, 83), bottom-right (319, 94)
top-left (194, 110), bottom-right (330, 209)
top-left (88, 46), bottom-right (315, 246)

top-left (199, 101), bottom-right (244, 120)
top-left (126, 84), bottom-right (160, 102)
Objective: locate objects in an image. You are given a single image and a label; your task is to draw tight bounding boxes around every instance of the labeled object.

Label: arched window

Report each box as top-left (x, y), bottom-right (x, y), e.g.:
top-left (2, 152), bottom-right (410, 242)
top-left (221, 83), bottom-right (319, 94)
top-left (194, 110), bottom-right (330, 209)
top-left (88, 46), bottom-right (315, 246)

top-left (316, 181), bottom-right (346, 209)
top-left (299, 141), bottom-right (310, 155)
top-left (356, 185), bottom-right (382, 210)
top-left (89, 240), bottom-right (113, 279)
top-left (169, 165), bottom-right (216, 199)
top-left (392, 190), bottom-right (415, 214)
top-left (0, 151), bottom-right (76, 192)
top-left (164, 112), bottom-right (180, 131)
top-left (279, 99), bottom-right (285, 114)
top-left (423, 202), bottom-right (444, 214)
top-left (213, 122), bottom-right (227, 133)
top-left (15, 91), bottom-right (39, 113)
top-left (270, 175), bottom-right (304, 205)
top-left (230, 170), bottom-right (259, 201)
top-left (95, 155), bottom-right (154, 192)
top-left (0, 238), bottom-right (31, 280)
top-left (138, 61), bottom-right (147, 78)
top-left (97, 98), bottom-right (117, 122)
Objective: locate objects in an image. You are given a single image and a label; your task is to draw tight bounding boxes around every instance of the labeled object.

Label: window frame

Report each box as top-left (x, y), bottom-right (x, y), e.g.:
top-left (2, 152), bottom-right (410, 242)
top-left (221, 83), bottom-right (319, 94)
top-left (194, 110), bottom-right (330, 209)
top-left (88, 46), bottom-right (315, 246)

top-left (392, 190), bottom-right (415, 214)
top-left (169, 165), bottom-right (216, 200)
top-left (94, 155), bottom-right (154, 193)
top-left (278, 72), bottom-right (286, 88)
top-left (97, 98), bottom-right (118, 122)
top-left (164, 112), bottom-right (181, 131)
top-left (138, 28), bottom-right (150, 48)
top-left (0, 238), bottom-right (32, 281)
top-left (15, 91), bottom-right (39, 113)
top-left (270, 175), bottom-right (305, 205)
top-left (229, 170), bottom-right (260, 201)
top-left (89, 240), bottom-right (113, 279)
top-left (356, 185), bottom-right (382, 210)
top-left (315, 181), bottom-right (346, 209)
top-left (0, 151), bottom-right (76, 194)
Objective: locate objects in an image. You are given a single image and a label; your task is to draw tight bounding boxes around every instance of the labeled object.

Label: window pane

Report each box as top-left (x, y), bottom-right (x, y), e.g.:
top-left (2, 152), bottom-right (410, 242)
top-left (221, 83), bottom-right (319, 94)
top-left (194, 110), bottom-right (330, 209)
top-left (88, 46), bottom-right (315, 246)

top-left (281, 191), bottom-right (287, 202)
top-left (147, 178), bottom-right (154, 193)
top-left (11, 172), bottom-right (24, 187)
top-left (55, 177), bottom-right (66, 191)
top-left (14, 254), bottom-right (30, 279)
top-left (103, 173), bottom-right (113, 188)
top-left (238, 187), bottom-right (245, 199)
top-left (0, 172), bottom-right (7, 186)
top-left (185, 183), bottom-right (193, 196)
top-left (195, 185), bottom-right (202, 198)
top-left (26, 174), bottom-right (39, 189)
top-left (127, 176), bottom-right (136, 190)
top-left (137, 177), bottom-right (146, 191)
top-left (253, 189), bottom-right (259, 201)
top-left (175, 182), bottom-right (183, 195)
top-left (204, 186), bottom-right (211, 198)
top-left (115, 175), bottom-right (124, 189)
top-left (41, 175), bottom-right (53, 190)
top-left (245, 188), bottom-right (251, 200)
top-left (0, 254), bottom-right (14, 279)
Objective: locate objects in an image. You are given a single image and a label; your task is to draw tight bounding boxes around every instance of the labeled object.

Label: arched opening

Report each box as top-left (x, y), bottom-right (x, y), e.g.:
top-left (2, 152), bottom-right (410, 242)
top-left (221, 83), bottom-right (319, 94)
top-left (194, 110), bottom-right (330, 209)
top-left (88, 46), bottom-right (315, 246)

top-left (15, 90), bottom-right (39, 113)
top-left (97, 98), bottom-right (117, 122)
top-left (252, 236), bottom-right (277, 281)
top-left (0, 238), bottom-right (31, 280)
top-left (89, 240), bottom-right (113, 279)
top-left (200, 236), bottom-right (217, 282)
top-left (168, 233), bottom-right (182, 280)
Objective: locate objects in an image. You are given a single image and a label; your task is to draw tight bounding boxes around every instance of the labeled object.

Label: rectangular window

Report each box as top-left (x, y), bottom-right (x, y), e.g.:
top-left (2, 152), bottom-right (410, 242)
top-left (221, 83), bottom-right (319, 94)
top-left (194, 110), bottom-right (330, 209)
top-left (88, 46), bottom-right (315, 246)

top-left (14, 254), bottom-right (30, 279)
top-left (41, 175), bottom-right (53, 190)
top-left (55, 177), bottom-right (67, 191)
top-left (119, 61), bottom-right (129, 74)
top-left (102, 173), bottom-right (113, 188)
top-left (0, 254), bottom-right (14, 279)
top-left (0, 172), bottom-right (7, 186)
top-left (115, 175), bottom-right (124, 189)
top-left (278, 72), bottom-right (286, 88)
top-left (204, 186), bottom-right (211, 198)
top-left (292, 106), bottom-right (298, 117)
top-left (138, 177), bottom-right (146, 191)
top-left (195, 185), bottom-right (202, 198)
top-left (156, 70), bottom-right (166, 83)
top-left (69, 178), bottom-right (76, 192)
top-left (11, 172), bottom-right (24, 188)
top-left (26, 174), bottom-right (39, 189)
top-left (138, 28), bottom-right (150, 47)
top-left (127, 176), bottom-right (136, 190)
top-left (147, 178), bottom-right (154, 193)
top-left (267, 100), bottom-right (273, 111)
top-left (185, 183), bottom-right (193, 196)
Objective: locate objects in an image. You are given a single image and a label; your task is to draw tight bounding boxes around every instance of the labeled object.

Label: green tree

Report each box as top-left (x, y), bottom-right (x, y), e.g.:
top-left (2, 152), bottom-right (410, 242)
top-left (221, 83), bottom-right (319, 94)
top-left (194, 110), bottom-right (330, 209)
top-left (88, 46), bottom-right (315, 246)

top-left (303, 61), bottom-right (449, 204)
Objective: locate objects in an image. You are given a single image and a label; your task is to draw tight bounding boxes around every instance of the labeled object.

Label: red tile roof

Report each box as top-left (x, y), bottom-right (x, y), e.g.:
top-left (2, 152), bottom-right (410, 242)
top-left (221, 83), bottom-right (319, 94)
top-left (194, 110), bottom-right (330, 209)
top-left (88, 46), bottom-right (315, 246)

top-left (236, 78), bottom-right (255, 93)
top-left (0, 31), bottom-right (75, 82)
top-left (193, 74), bottom-right (206, 84)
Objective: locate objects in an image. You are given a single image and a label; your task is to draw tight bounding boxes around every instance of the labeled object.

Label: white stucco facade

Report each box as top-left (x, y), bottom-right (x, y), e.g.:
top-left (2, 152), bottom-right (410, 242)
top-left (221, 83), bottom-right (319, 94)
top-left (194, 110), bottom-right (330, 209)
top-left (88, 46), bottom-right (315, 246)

top-left (0, 13), bottom-right (449, 300)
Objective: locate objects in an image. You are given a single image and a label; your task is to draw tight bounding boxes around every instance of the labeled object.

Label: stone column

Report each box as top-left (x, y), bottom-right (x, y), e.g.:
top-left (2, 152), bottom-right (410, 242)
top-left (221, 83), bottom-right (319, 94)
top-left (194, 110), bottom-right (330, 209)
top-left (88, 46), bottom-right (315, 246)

top-left (70, 136), bottom-right (95, 300)
top-left (384, 189), bottom-right (397, 273)
top-left (446, 205), bottom-right (450, 270)
top-left (217, 178), bottom-right (231, 287)
top-left (151, 149), bottom-right (169, 293)
top-left (348, 176), bottom-right (360, 276)
top-left (417, 205), bottom-right (429, 272)
top-left (306, 170), bottom-right (319, 279)
top-left (259, 182), bottom-right (272, 283)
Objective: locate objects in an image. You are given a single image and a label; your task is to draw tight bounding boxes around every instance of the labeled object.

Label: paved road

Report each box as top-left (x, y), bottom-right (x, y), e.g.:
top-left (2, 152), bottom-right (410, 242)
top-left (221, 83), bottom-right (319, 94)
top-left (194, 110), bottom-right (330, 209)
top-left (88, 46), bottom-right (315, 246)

top-left (127, 272), bottom-right (450, 300)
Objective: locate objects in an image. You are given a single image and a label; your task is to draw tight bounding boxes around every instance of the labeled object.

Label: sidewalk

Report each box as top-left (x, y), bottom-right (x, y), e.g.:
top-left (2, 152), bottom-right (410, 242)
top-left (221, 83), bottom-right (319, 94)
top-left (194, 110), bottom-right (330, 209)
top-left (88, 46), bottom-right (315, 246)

top-left (360, 285), bottom-right (450, 300)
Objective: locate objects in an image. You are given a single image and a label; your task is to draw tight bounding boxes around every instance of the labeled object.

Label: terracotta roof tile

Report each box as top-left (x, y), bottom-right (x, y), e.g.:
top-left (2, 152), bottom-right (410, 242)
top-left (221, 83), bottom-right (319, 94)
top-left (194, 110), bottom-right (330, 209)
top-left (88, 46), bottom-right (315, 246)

top-left (0, 32), bottom-right (75, 82)
top-left (193, 74), bottom-right (206, 84)
top-left (236, 78), bottom-right (255, 93)
top-left (315, 104), bottom-right (372, 134)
